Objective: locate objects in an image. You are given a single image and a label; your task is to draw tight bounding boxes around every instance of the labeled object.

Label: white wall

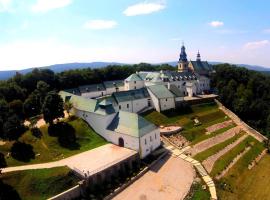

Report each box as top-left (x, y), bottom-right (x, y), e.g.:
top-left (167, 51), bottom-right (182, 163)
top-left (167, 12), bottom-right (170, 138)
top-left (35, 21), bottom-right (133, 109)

top-left (160, 98), bottom-right (175, 111)
top-left (147, 88), bottom-right (161, 112)
top-left (139, 129), bottom-right (161, 158)
top-left (118, 98), bottom-right (151, 113)
top-left (124, 80), bottom-right (145, 91)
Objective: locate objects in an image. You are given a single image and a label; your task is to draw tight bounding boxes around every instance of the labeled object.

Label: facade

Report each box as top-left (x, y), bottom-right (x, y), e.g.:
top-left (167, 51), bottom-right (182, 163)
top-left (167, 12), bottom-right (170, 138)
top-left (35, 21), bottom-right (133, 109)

top-left (59, 91), bottom-right (160, 158)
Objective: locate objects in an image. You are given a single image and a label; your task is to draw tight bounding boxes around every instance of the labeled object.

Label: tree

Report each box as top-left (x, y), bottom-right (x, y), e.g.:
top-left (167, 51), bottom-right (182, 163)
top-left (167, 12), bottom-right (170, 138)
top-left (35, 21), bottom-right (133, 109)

top-left (35, 81), bottom-right (50, 105)
top-left (23, 93), bottom-right (41, 118)
top-left (64, 101), bottom-right (73, 117)
top-left (10, 142), bottom-right (35, 162)
top-left (3, 114), bottom-right (25, 140)
top-left (9, 100), bottom-right (24, 120)
top-left (42, 91), bottom-right (64, 125)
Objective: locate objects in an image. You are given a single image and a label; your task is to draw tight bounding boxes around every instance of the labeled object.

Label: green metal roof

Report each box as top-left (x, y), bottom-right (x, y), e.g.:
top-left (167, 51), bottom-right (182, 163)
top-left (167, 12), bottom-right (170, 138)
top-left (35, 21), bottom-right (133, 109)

top-left (112, 88), bottom-right (150, 103)
top-left (125, 73), bottom-right (143, 82)
top-left (147, 85), bottom-right (175, 99)
top-left (70, 95), bottom-right (98, 113)
top-left (108, 111), bottom-right (157, 138)
top-left (169, 84), bottom-right (184, 97)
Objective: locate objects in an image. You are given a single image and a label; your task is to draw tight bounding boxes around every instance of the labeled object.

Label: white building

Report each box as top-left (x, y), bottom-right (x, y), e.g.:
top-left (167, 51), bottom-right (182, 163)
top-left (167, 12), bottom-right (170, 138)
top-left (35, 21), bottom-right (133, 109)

top-left (60, 91), bottom-right (160, 158)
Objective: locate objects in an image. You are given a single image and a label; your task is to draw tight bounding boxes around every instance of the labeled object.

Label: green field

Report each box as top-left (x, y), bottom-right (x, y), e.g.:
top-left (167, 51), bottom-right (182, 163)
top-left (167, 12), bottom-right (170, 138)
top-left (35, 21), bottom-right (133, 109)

top-left (194, 132), bottom-right (244, 162)
top-left (142, 102), bottom-right (228, 142)
top-left (0, 117), bottom-right (107, 166)
top-left (1, 167), bottom-right (80, 200)
top-left (185, 182), bottom-right (211, 200)
top-left (217, 146), bottom-right (268, 200)
top-left (211, 136), bottom-right (262, 177)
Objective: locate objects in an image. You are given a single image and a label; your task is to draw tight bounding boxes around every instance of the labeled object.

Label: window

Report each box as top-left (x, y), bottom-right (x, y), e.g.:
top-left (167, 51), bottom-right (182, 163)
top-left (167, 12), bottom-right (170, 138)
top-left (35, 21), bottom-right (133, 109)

top-left (119, 105), bottom-right (121, 110)
top-left (145, 139), bottom-right (147, 145)
top-left (165, 99), bottom-right (168, 101)
top-left (101, 92), bottom-right (104, 96)
top-left (127, 104), bottom-right (129, 108)
top-left (150, 136), bottom-right (152, 142)
top-left (155, 133), bottom-right (157, 139)
top-left (134, 81), bottom-right (136, 84)
top-left (134, 86), bottom-right (136, 89)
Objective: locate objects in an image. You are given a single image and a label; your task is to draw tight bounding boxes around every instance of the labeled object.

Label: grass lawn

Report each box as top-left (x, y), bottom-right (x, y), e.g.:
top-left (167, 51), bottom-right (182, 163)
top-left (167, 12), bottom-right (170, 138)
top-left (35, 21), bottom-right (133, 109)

top-left (216, 145), bottom-right (268, 200)
top-left (193, 132), bottom-right (244, 162)
top-left (143, 102), bottom-right (229, 142)
top-left (210, 136), bottom-right (259, 177)
top-left (0, 117), bottom-right (107, 167)
top-left (1, 167), bottom-right (80, 200)
top-left (185, 182), bottom-right (211, 200)
top-left (190, 124), bottom-right (236, 146)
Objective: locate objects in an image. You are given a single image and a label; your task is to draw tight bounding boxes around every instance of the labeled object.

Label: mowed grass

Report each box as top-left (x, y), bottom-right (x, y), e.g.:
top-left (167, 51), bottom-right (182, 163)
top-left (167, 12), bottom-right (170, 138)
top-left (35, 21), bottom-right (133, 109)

top-left (190, 124), bottom-right (236, 146)
top-left (142, 102), bottom-right (229, 142)
top-left (194, 132), bottom-right (244, 162)
top-left (210, 136), bottom-right (259, 177)
top-left (1, 167), bottom-right (80, 200)
top-left (0, 117), bottom-right (107, 167)
top-left (187, 182), bottom-right (211, 200)
top-left (217, 143), bottom-right (267, 200)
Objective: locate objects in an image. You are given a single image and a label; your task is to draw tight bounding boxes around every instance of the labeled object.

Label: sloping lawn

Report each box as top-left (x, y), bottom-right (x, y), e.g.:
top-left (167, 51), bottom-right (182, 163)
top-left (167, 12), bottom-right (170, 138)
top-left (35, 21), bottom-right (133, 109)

top-left (1, 167), bottom-right (80, 200)
top-left (194, 132), bottom-right (244, 162)
top-left (210, 136), bottom-right (260, 177)
top-left (216, 144), bottom-right (267, 200)
top-left (143, 102), bottom-right (229, 142)
top-left (0, 117), bottom-right (107, 167)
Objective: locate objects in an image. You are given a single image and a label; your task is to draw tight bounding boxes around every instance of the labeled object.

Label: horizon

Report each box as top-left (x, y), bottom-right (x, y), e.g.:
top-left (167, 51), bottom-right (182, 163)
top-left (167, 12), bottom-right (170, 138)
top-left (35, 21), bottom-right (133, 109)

top-left (0, 0), bottom-right (270, 70)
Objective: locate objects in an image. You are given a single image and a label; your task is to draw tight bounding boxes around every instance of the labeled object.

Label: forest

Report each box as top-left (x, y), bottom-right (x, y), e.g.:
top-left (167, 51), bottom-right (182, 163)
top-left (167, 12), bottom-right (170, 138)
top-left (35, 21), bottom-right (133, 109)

top-left (212, 63), bottom-right (270, 136)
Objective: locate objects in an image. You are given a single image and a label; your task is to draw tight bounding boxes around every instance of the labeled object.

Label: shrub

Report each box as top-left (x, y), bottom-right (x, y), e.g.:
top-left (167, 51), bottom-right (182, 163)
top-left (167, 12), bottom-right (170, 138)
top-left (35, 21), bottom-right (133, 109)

top-left (11, 142), bottom-right (35, 162)
top-left (31, 127), bottom-right (42, 138)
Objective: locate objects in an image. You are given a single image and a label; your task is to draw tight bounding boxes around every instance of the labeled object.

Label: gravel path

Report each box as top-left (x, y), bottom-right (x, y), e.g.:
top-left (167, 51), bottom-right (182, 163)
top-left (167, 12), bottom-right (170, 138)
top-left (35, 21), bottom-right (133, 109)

top-left (206, 120), bottom-right (233, 133)
top-left (190, 126), bottom-right (242, 156)
top-left (202, 134), bottom-right (248, 173)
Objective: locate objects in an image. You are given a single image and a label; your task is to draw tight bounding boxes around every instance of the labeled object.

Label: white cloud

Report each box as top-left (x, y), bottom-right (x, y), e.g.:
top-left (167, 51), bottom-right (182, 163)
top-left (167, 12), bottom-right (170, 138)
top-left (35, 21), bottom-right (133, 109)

top-left (209, 21), bottom-right (224, 27)
top-left (244, 40), bottom-right (270, 50)
top-left (83, 20), bottom-right (117, 30)
top-left (123, 2), bottom-right (165, 16)
top-left (170, 37), bottom-right (182, 41)
top-left (0, 0), bottom-right (12, 12)
top-left (32, 0), bottom-right (72, 13)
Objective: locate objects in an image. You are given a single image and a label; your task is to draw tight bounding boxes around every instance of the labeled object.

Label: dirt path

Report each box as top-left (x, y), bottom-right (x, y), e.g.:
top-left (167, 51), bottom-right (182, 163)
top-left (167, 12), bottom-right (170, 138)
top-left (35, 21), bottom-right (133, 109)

top-left (202, 134), bottom-right (248, 173)
top-left (190, 126), bottom-right (242, 156)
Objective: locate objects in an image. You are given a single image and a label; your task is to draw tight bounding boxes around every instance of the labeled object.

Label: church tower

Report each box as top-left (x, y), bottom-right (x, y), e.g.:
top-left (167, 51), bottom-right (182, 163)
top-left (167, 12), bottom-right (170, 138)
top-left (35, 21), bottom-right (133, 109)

top-left (178, 44), bottom-right (189, 72)
top-left (196, 50), bottom-right (201, 62)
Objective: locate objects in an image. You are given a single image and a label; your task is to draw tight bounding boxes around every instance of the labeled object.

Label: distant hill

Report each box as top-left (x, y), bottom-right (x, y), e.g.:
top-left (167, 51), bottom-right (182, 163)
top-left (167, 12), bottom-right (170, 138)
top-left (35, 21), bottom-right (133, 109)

top-left (0, 61), bottom-right (269, 80)
top-left (0, 62), bottom-right (124, 80)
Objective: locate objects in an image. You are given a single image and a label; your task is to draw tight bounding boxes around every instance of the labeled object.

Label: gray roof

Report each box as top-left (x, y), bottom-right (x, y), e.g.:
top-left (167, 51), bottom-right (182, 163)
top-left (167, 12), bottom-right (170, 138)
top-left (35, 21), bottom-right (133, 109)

top-left (79, 83), bottom-right (106, 93)
top-left (169, 84), bottom-right (184, 97)
top-left (141, 71), bottom-right (197, 82)
top-left (125, 73), bottom-right (143, 82)
top-left (107, 111), bottom-right (157, 138)
top-left (59, 91), bottom-right (115, 116)
top-left (147, 85), bottom-right (175, 99)
top-left (190, 61), bottom-right (213, 74)
top-left (103, 80), bottom-right (124, 89)
top-left (112, 88), bottom-right (150, 103)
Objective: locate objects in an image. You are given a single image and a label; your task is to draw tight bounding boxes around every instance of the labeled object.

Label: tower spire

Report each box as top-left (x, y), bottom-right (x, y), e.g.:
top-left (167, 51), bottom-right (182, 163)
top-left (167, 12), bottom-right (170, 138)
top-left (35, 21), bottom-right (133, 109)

top-left (196, 50), bottom-right (201, 61)
top-left (178, 43), bottom-right (188, 72)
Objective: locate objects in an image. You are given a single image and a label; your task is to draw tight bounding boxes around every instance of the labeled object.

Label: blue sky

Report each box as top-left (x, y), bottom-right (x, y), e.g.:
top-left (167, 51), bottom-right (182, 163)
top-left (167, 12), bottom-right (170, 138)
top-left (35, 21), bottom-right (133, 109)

top-left (0, 0), bottom-right (270, 70)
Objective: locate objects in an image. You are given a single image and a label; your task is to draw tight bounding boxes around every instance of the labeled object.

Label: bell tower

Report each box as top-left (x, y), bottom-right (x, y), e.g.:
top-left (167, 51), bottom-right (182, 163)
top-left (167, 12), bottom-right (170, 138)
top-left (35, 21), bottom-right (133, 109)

top-left (178, 43), bottom-right (188, 72)
top-left (196, 50), bottom-right (201, 62)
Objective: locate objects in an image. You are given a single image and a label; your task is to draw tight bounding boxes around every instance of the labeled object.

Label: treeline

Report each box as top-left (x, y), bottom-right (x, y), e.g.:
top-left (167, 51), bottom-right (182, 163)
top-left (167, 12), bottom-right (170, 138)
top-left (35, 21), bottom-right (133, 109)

top-left (212, 63), bottom-right (270, 136)
top-left (0, 63), bottom-right (175, 140)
